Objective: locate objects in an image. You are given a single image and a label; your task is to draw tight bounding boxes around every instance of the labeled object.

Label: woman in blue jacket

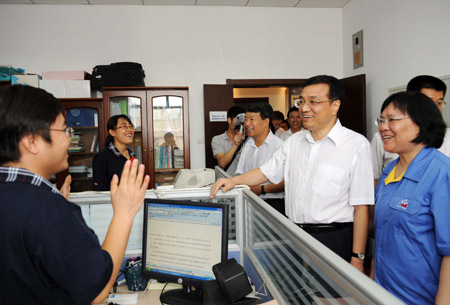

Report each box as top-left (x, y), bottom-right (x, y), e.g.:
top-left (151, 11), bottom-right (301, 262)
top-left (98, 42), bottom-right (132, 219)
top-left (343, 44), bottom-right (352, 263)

top-left (374, 91), bottom-right (450, 305)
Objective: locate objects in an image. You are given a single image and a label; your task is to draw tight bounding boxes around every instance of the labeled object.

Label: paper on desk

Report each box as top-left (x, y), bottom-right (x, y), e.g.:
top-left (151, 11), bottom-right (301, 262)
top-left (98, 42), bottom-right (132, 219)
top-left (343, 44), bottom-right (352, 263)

top-left (107, 293), bottom-right (138, 304)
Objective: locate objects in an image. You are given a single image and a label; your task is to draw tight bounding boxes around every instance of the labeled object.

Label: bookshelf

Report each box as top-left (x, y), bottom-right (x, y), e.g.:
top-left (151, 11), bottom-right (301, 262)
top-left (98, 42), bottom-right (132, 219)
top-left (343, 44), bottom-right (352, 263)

top-left (102, 87), bottom-right (190, 189)
top-left (56, 98), bottom-right (104, 192)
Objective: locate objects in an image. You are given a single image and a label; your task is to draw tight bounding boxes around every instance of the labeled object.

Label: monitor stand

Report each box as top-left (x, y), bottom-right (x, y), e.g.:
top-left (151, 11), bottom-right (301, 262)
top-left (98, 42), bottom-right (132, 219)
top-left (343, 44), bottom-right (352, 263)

top-left (160, 285), bottom-right (203, 305)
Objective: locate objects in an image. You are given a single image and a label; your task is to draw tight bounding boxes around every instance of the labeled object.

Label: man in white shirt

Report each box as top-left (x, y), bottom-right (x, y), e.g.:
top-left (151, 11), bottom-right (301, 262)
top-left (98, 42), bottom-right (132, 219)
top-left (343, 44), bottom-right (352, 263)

top-left (211, 75), bottom-right (374, 272)
top-left (211, 106), bottom-right (245, 176)
top-left (235, 103), bottom-right (285, 214)
top-left (280, 106), bottom-right (303, 141)
top-left (371, 75), bottom-right (450, 185)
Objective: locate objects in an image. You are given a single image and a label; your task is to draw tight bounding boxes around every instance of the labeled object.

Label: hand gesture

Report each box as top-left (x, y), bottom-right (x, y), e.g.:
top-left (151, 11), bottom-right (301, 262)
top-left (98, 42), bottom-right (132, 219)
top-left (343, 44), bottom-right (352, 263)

top-left (60, 175), bottom-right (72, 200)
top-left (110, 159), bottom-right (150, 218)
top-left (233, 132), bottom-right (243, 146)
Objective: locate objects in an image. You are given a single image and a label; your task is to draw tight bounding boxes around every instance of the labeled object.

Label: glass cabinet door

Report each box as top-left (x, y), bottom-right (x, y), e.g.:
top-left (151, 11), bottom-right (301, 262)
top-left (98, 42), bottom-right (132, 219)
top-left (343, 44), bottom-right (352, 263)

top-left (109, 96), bottom-right (143, 164)
top-left (153, 95), bottom-right (185, 188)
top-left (65, 107), bottom-right (100, 192)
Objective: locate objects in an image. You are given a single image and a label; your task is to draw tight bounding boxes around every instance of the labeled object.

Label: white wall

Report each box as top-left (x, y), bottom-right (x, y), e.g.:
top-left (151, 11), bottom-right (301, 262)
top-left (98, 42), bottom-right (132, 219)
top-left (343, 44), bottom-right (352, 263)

top-left (343, 0), bottom-right (450, 138)
top-left (0, 5), bottom-right (342, 169)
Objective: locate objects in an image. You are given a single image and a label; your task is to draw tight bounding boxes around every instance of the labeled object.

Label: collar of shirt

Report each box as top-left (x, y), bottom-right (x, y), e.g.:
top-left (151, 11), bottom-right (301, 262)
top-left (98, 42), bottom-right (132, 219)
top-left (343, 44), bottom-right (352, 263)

top-left (249, 131), bottom-right (276, 148)
top-left (0, 166), bottom-right (61, 194)
top-left (305, 119), bottom-right (343, 146)
top-left (108, 142), bottom-right (135, 159)
top-left (383, 147), bottom-right (433, 183)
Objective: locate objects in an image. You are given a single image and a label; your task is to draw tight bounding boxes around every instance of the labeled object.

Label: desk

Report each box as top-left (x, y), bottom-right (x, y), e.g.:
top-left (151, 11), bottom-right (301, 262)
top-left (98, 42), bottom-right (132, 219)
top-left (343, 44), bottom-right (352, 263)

top-left (104, 282), bottom-right (182, 305)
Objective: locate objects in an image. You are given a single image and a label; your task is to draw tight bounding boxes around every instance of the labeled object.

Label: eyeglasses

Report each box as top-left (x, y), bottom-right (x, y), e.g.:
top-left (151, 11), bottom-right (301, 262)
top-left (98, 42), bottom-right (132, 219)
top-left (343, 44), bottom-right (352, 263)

top-left (436, 100), bottom-right (447, 108)
top-left (295, 98), bottom-right (334, 108)
top-left (116, 124), bottom-right (135, 131)
top-left (374, 117), bottom-right (410, 127)
top-left (49, 127), bottom-right (75, 138)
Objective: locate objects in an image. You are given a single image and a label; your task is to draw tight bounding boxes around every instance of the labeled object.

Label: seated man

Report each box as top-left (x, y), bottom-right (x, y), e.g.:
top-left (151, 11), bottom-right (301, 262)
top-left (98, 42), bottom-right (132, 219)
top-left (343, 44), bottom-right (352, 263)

top-left (211, 106), bottom-right (245, 175)
top-left (235, 103), bottom-right (285, 215)
top-left (0, 85), bottom-right (150, 304)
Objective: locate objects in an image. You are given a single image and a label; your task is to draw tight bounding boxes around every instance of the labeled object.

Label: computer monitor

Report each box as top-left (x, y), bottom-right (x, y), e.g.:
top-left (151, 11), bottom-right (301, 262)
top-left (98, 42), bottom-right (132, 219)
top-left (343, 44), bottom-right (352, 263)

top-left (141, 198), bottom-right (229, 305)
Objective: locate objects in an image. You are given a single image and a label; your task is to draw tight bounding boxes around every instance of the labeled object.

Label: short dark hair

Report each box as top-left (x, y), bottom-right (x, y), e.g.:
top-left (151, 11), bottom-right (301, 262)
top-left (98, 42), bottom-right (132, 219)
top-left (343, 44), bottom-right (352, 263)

top-left (0, 85), bottom-right (63, 165)
top-left (245, 103), bottom-right (273, 121)
top-left (303, 75), bottom-right (345, 103)
top-left (407, 75), bottom-right (447, 97)
top-left (380, 91), bottom-right (446, 148)
top-left (287, 106), bottom-right (299, 118)
top-left (227, 106), bottom-right (245, 119)
top-left (272, 111), bottom-right (284, 121)
top-left (105, 114), bottom-right (133, 145)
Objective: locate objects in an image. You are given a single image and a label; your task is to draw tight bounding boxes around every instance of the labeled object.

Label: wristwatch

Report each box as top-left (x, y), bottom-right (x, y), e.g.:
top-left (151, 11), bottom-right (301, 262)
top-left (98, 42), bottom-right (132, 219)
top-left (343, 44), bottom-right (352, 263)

top-left (260, 185), bottom-right (266, 195)
top-left (352, 252), bottom-right (365, 261)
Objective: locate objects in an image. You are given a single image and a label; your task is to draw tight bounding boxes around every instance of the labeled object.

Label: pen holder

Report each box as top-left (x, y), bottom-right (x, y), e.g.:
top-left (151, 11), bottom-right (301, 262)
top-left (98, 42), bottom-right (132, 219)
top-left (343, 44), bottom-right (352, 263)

top-left (124, 262), bottom-right (148, 291)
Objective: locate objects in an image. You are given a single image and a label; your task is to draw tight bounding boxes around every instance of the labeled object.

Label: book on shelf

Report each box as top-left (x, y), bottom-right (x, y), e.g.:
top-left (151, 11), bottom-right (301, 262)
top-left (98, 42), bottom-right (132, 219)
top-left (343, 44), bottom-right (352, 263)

top-left (156, 145), bottom-right (181, 169)
top-left (90, 135), bottom-right (98, 152)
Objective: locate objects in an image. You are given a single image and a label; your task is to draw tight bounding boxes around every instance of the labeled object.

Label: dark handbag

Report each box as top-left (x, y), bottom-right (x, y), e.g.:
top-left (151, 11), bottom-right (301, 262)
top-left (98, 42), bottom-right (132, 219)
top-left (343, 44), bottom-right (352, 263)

top-left (90, 62), bottom-right (145, 90)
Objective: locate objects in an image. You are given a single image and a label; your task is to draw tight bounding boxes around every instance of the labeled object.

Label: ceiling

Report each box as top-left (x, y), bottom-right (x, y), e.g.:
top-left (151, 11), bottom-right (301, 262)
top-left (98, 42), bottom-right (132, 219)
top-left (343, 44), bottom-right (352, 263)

top-left (0, 0), bottom-right (350, 8)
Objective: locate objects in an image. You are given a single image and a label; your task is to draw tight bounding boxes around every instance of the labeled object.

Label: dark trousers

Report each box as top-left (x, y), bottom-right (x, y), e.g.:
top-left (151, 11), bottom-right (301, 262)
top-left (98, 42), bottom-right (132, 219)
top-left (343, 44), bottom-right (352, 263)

top-left (264, 198), bottom-right (285, 216)
top-left (298, 223), bottom-right (353, 262)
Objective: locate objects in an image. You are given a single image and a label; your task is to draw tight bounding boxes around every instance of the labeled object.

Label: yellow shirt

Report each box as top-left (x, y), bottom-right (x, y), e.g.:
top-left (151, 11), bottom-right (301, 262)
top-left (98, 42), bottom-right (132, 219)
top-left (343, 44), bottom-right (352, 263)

top-left (384, 164), bottom-right (406, 185)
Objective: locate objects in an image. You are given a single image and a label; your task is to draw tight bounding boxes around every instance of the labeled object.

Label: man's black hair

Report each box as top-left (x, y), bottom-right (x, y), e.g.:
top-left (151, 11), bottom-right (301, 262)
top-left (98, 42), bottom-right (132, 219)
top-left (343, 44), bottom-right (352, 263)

top-left (246, 103), bottom-right (273, 121)
top-left (0, 85), bottom-right (63, 165)
top-left (406, 75), bottom-right (447, 97)
top-left (227, 106), bottom-right (245, 119)
top-left (303, 75), bottom-right (345, 103)
top-left (272, 110), bottom-right (284, 121)
top-left (105, 114), bottom-right (133, 146)
top-left (380, 91), bottom-right (446, 148)
top-left (287, 106), bottom-right (299, 118)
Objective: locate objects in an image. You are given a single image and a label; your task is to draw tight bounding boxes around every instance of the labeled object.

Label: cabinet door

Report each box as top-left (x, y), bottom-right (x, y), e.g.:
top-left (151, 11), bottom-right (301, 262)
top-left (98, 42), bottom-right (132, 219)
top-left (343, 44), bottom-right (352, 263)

top-left (59, 99), bottom-right (104, 192)
top-left (148, 90), bottom-right (190, 189)
top-left (102, 90), bottom-right (148, 173)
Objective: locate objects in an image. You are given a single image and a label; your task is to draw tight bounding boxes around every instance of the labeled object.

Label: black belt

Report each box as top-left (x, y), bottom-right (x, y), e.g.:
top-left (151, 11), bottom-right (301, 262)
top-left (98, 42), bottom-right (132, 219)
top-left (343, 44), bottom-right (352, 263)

top-left (297, 222), bottom-right (352, 233)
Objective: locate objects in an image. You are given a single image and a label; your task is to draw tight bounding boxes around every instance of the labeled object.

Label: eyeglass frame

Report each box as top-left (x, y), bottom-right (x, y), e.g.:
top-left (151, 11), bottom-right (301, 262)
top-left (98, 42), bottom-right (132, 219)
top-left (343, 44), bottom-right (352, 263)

top-left (294, 98), bottom-right (336, 108)
top-left (374, 117), bottom-right (410, 127)
top-left (49, 127), bottom-right (75, 138)
top-left (115, 124), bottom-right (135, 131)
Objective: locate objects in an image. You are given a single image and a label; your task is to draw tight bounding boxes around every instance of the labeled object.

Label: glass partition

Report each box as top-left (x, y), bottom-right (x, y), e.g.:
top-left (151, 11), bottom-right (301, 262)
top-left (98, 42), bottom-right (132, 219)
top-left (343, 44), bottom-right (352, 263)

top-left (69, 185), bottom-right (403, 305)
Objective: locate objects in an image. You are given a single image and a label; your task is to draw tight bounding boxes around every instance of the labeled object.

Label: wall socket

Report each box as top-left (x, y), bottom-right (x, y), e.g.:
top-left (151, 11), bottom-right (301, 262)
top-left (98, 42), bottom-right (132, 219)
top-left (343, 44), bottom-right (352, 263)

top-left (352, 30), bottom-right (363, 69)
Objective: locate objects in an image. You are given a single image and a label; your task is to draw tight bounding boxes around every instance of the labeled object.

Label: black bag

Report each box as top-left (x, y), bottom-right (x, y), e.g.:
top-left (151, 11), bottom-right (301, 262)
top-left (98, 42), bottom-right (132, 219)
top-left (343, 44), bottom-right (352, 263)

top-left (91, 62), bottom-right (145, 90)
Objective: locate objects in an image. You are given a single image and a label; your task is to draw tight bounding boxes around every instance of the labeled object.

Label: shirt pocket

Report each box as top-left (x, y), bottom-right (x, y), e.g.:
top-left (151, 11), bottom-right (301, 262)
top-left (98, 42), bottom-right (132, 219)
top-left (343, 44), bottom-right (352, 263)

top-left (388, 197), bottom-right (421, 215)
top-left (312, 163), bottom-right (345, 197)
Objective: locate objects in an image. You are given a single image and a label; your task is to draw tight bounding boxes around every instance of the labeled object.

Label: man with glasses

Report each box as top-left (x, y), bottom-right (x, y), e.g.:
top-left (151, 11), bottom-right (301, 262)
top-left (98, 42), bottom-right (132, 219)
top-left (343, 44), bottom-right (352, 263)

top-left (0, 85), bottom-right (150, 304)
top-left (371, 75), bottom-right (450, 186)
top-left (211, 75), bottom-right (374, 271)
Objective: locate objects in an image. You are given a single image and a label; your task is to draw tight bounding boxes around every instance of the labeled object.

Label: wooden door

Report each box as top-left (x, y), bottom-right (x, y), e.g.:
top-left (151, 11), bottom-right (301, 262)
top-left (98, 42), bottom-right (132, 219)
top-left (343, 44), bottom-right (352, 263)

top-left (339, 74), bottom-right (367, 137)
top-left (203, 84), bottom-right (234, 169)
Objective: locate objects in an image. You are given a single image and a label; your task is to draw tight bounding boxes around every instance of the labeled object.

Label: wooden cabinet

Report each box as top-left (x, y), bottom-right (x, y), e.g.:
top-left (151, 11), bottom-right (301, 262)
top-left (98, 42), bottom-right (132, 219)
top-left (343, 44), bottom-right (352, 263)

top-left (56, 98), bottom-right (105, 192)
top-left (102, 87), bottom-right (190, 189)
top-left (55, 87), bottom-right (190, 191)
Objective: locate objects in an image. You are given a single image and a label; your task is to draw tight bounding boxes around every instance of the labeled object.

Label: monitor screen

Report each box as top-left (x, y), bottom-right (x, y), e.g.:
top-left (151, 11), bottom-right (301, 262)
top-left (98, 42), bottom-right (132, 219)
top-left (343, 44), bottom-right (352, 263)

top-left (141, 198), bottom-right (228, 294)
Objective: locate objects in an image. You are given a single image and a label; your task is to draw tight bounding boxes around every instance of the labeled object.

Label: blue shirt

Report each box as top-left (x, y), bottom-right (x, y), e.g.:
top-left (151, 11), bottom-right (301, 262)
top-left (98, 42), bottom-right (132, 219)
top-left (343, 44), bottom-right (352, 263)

top-left (0, 167), bottom-right (113, 305)
top-left (374, 147), bottom-right (450, 305)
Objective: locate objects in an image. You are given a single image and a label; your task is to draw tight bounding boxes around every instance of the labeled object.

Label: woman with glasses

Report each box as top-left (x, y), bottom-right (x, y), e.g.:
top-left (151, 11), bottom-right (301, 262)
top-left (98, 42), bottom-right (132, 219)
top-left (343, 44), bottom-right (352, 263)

top-left (93, 114), bottom-right (136, 191)
top-left (373, 91), bottom-right (450, 305)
